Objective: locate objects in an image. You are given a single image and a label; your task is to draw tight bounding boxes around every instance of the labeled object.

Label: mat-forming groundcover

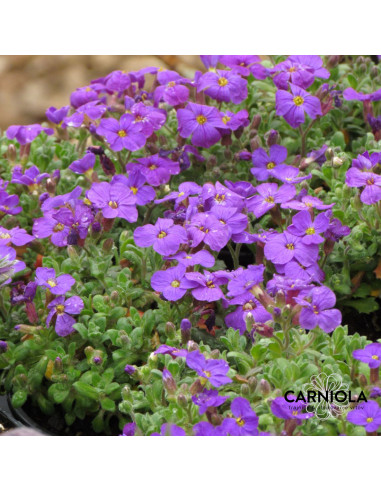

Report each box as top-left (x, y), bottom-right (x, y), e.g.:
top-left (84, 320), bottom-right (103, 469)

top-left (1, 55), bottom-right (381, 436)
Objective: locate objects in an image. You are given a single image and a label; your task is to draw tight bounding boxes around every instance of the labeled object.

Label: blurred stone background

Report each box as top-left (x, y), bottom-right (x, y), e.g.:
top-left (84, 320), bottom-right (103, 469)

top-left (0, 55), bottom-right (203, 130)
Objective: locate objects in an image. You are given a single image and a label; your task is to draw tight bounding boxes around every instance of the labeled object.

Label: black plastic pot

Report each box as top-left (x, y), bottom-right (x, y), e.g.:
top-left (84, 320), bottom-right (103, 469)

top-left (0, 393), bottom-right (52, 435)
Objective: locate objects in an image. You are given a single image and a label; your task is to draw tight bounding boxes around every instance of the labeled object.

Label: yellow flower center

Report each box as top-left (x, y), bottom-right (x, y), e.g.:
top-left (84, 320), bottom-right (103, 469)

top-left (218, 77), bottom-right (228, 87)
top-left (293, 96), bottom-right (304, 106)
top-left (149, 164), bottom-right (157, 170)
top-left (53, 223), bottom-right (65, 232)
top-left (56, 304), bottom-right (65, 314)
top-left (289, 66), bottom-right (297, 73)
top-left (185, 255), bottom-right (192, 259)
top-left (134, 115), bottom-right (143, 122)
top-left (196, 115), bottom-right (207, 125)
top-left (178, 192), bottom-right (185, 197)
top-left (83, 198), bottom-right (92, 206)
top-left (304, 202), bottom-right (313, 207)
top-left (367, 417), bottom-right (374, 423)
top-left (243, 302), bottom-right (254, 311)
top-left (130, 186), bottom-right (138, 195)
top-left (108, 201), bottom-right (118, 209)
top-left (367, 178), bottom-right (375, 185)
top-left (117, 130), bottom-right (127, 137)
top-left (372, 355), bottom-right (379, 360)
top-left (306, 227), bottom-right (315, 235)
top-left (157, 231), bottom-right (167, 239)
top-left (206, 281), bottom-right (215, 289)
top-left (222, 115), bottom-right (231, 125)
top-left (171, 280), bottom-right (180, 288)
top-left (236, 417), bottom-right (245, 427)
top-left (167, 81), bottom-right (176, 88)
top-left (313, 305), bottom-right (319, 314)
top-left (266, 162), bottom-right (275, 169)
top-left (286, 243), bottom-right (294, 250)
top-left (215, 194), bottom-right (225, 203)
top-left (292, 410), bottom-right (298, 416)
top-left (205, 371), bottom-right (212, 378)
top-left (0, 233), bottom-right (11, 239)
top-left (47, 279), bottom-right (57, 288)
top-left (265, 196), bottom-right (274, 203)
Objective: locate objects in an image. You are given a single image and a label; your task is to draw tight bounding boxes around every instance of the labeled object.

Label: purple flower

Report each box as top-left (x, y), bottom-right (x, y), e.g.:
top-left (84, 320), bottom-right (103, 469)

top-left (155, 181), bottom-right (202, 207)
top-left (152, 424), bottom-right (186, 436)
top-left (0, 227), bottom-right (34, 247)
top-left (281, 194), bottom-right (334, 211)
top-left (33, 211), bottom-right (70, 247)
top-left (225, 294), bottom-right (272, 335)
top-left (154, 70), bottom-right (190, 106)
top-left (104, 70), bottom-right (131, 93)
top-left (124, 365), bottom-right (136, 375)
top-left (276, 84), bottom-right (322, 128)
top-left (184, 271), bottom-right (226, 302)
top-left (370, 387), bottom-right (381, 399)
top-left (223, 397), bottom-right (259, 436)
top-left (219, 55), bottom-right (267, 79)
top-left (323, 211), bottom-right (350, 242)
top-left (112, 172), bottom-right (155, 206)
top-left (64, 101), bottom-right (107, 128)
top-left (125, 100), bottom-right (166, 137)
top-left (272, 55), bottom-right (329, 90)
top-left (219, 109), bottom-right (249, 133)
top-left (210, 206), bottom-right (248, 241)
top-left (193, 421), bottom-right (224, 436)
top-left (197, 69), bottom-right (247, 104)
top-left (345, 168), bottom-right (381, 204)
top-left (0, 191), bottom-right (22, 216)
top-left (295, 286), bottom-right (342, 333)
top-left (185, 350), bottom-right (232, 387)
top-left (46, 106), bottom-right (70, 124)
top-left (187, 213), bottom-right (230, 251)
top-left (271, 396), bottom-right (313, 420)
top-left (264, 231), bottom-right (319, 266)
top-left (227, 265), bottom-right (265, 297)
top-left (347, 401), bottom-right (381, 432)
top-left (70, 86), bottom-right (99, 108)
top-left (154, 344), bottom-right (188, 359)
top-left (247, 183), bottom-right (296, 218)
top-left (46, 296), bottom-right (84, 336)
top-left (11, 165), bottom-right (49, 186)
top-left (167, 250), bottom-right (215, 268)
top-left (134, 218), bottom-right (188, 256)
top-left (49, 202), bottom-right (94, 245)
top-left (121, 423), bottom-right (136, 436)
top-left (0, 340), bottom-right (8, 353)
top-left (287, 210), bottom-right (330, 245)
top-left (192, 389), bottom-right (227, 415)
top-left (353, 343), bottom-right (381, 369)
top-left (6, 124), bottom-right (54, 145)
top-left (307, 144), bottom-right (328, 166)
top-left (351, 151), bottom-right (381, 171)
top-left (0, 246), bottom-right (26, 286)
top-left (202, 181), bottom-right (244, 211)
top-left (251, 145), bottom-right (288, 181)
top-left (69, 152), bottom-right (96, 174)
top-left (127, 154), bottom-right (180, 187)
top-left (40, 186), bottom-right (82, 213)
top-left (150, 265), bottom-right (190, 301)
top-left (343, 88), bottom-right (381, 102)
top-left (35, 267), bottom-right (75, 295)
top-left (177, 103), bottom-right (224, 148)
top-left (87, 182), bottom-right (137, 222)
top-left (96, 114), bottom-right (146, 151)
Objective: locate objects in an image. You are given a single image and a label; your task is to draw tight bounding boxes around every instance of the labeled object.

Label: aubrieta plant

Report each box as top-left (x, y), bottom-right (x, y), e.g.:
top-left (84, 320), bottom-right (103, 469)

top-left (1, 55), bottom-right (381, 436)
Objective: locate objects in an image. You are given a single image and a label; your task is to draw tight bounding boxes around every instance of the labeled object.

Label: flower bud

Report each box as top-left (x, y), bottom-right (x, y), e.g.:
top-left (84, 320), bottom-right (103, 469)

top-left (241, 384), bottom-right (250, 396)
top-left (0, 340), bottom-right (8, 353)
top-left (210, 349), bottom-right (220, 359)
top-left (180, 318), bottom-right (191, 344)
top-left (122, 385), bottom-right (133, 401)
top-left (102, 237), bottom-right (114, 252)
top-left (250, 136), bottom-right (261, 151)
top-left (84, 346), bottom-right (95, 357)
top-left (266, 129), bottom-right (279, 147)
top-left (7, 144), bottom-right (16, 162)
top-left (165, 322), bottom-right (176, 338)
top-left (100, 154), bottom-right (116, 176)
top-left (111, 291), bottom-right (119, 302)
top-left (124, 364), bottom-right (136, 375)
top-left (248, 376), bottom-right (257, 391)
top-left (54, 356), bottom-right (62, 371)
top-left (259, 378), bottom-right (271, 396)
top-left (93, 356), bottom-right (102, 365)
top-left (250, 114), bottom-right (262, 130)
top-left (46, 178), bottom-right (56, 194)
top-left (67, 245), bottom-right (78, 260)
top-left (332, 157), bottom-right (343, 168)
top-left (177, 393), bottom-right (188, 408)
top-left (190, 378), bottom-right (204, 395)
top-left (327, 55), bottom-right (341, 68)
top-left (325, 147), bottom-right (334, 160)
top-left (187, 340), bottom-right (199, 352)
top-left (162, 368), bottom-right (177, 394)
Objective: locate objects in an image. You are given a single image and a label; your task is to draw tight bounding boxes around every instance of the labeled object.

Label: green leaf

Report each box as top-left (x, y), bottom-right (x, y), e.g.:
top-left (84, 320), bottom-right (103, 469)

top-left (73, 381), bottom-right (100, 400)
top-left (101, 397), bottom-right (116, 412)
top-left (12, 390), bottom-right (28, 408)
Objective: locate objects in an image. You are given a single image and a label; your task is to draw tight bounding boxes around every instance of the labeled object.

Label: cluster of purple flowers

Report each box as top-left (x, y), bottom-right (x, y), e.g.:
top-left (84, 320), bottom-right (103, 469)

top-left (345, 151), bottom-right (381, 204)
